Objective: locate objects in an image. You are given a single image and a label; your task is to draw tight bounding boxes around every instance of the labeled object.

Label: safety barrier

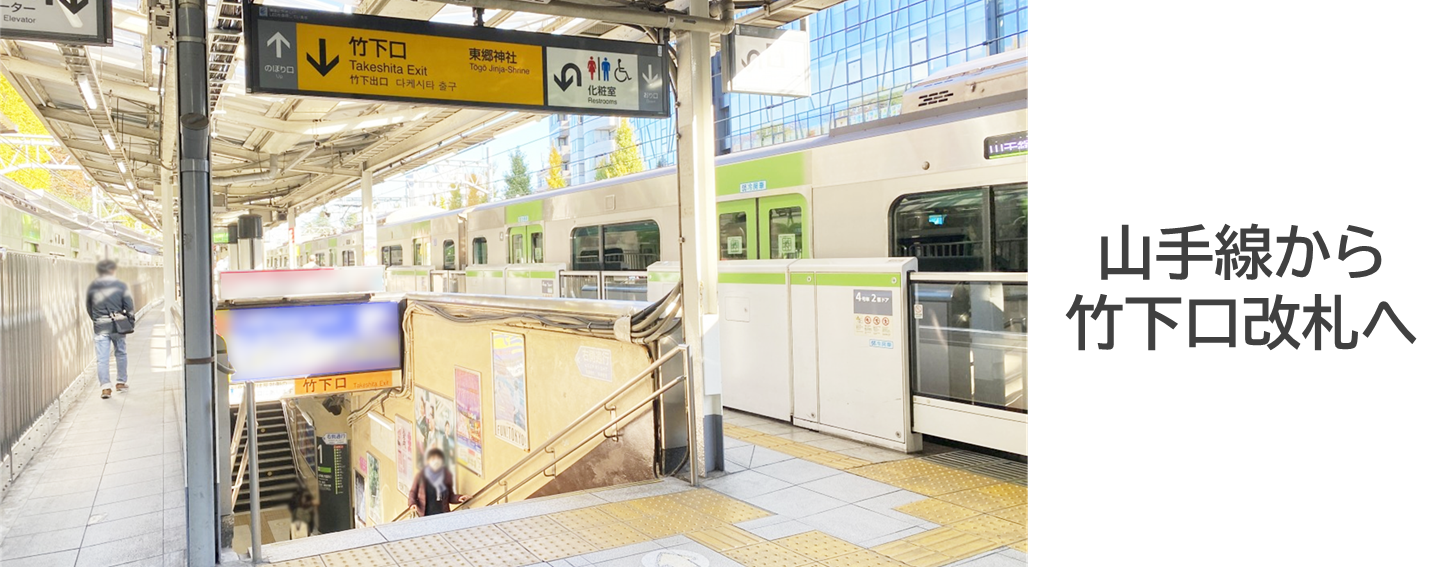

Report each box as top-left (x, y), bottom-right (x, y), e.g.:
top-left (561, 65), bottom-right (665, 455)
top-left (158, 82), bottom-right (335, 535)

top-left (0, 251), bottom-right (162, 492)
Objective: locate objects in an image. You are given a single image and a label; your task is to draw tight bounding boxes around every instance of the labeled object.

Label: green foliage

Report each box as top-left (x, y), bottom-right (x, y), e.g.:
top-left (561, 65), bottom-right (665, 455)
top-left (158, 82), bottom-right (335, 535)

top-left (448, 186), bottom-right (464, 209)
top-left (594, 121), bottom-right (646, 181)
top-left (546, 146), bottom-right (567, 190)
top-left (503, 150), bottom-right (532, 198)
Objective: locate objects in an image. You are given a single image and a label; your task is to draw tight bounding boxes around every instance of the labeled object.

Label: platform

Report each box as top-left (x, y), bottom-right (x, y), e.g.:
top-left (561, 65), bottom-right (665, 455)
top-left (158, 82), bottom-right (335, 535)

top-left (0, 316), bottom-right (187, 567)
top-left (247, 410), bottom-right (1027, 567)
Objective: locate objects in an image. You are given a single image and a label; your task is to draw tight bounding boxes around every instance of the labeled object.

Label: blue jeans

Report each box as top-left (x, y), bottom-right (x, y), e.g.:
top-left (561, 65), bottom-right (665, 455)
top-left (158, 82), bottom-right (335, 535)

top-left (95, 331), bottom-right (128, 388)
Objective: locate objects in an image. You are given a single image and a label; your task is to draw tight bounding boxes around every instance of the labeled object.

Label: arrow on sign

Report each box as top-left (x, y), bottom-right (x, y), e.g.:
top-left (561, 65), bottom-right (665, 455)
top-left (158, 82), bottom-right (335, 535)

top-left (644, 64), bottom-right (661, 84)
top-left (57, 0), bottom-right (87, 15)
top-left (741, 49), bottom-right (760, 69)
top-left (306, 38), bottom-right (340, 77)
top-left (553, 63), bottom-right (581, 91)
top-left (266, 32), bottom-right (291, 59)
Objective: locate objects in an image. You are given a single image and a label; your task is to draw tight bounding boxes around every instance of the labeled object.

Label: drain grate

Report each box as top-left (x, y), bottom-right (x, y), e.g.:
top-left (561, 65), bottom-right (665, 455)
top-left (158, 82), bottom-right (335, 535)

top-left (924, 451), bottom-right (1028, 484)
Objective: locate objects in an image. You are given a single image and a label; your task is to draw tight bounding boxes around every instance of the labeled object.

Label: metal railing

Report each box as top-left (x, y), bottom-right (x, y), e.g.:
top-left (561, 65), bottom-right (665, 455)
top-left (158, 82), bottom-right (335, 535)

top-left (1, 252), bottom-right (161, 486)
top-left (391, 344), bottom-right (695, 522)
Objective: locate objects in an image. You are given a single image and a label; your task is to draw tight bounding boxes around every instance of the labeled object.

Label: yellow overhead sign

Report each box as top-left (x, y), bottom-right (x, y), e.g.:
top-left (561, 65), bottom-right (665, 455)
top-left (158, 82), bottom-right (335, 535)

top-left (245, 5), bottom-right (669, 117)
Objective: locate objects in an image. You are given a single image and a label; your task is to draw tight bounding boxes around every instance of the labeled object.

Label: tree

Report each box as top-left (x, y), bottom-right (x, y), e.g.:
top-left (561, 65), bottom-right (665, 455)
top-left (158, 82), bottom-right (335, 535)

top-left (594, 121), bottom-right (647, 181)
top-left (448, 186), bottom-right (464, 209)
top-left (464, 173), bottom-right (489, 206)
top-left (546, 145), bottom-right (567, 189)
top-left (503, 149), bottom-right (532, 198)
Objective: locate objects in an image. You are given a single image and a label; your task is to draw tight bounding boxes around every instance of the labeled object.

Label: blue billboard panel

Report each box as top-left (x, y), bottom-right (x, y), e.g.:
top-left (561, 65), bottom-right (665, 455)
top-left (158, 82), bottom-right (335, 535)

top-left (219, 301), bottom-right (402, 383)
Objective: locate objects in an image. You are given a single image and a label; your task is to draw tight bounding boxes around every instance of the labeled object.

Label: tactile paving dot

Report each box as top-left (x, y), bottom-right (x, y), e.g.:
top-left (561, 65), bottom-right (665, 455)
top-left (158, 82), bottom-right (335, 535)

top-left (951, 515), bottom-right (1026, 545)
top-left (936, 488), bottom-right (1023, 513)
top-left (441, 525), bottom-right (515, 551)
top-left (990, 504), bottom-right (1028, 526)
top-left (804, 452), bottom-right (874, 470)
top-left (1010, 539), bottom-right (1027, 553)
top-left (819, 550), bottom-right (908, 567)
top-left (460, 541), bottom-right (540, 567)
top-left (774, 443), bottom-right (828, 458)
top-left (599, 500), bottom-right (650, 521)
top-left (870, 540), bottom-right (952, 567)
top-left (549, 506), bottom-right (619, 530)
top-left (572, 521), bottom-right (654, 549)
top-left (893, 499), bottom-right (980, 525)
top-left (384, 534), bottom-right (457, 562)
top-left (497, 515), bottom-right (567, 541)
top-left (723, 541), bottom-right (816, 567)
top-left (723, 424), bottom-right (765, 438)
top-left (690, 498), bottom-right (772, 524)
top-left (320, 544), bottom-right (397, 567)
top-left (746, 435), bottom-right (794, 448)
top-left (517, 531), bottom-right (597, 561)
top-left (850, 460), bottom-right (944, 483)
top-left (894, 469), bottom-right (1002, 497)
top-left (773, 530), bottom-right (861, 561)
top-left (624, 510), bottom-right (719, 538)
top-left (685, 523), bottom-right (765, 551)
top-left (396, 553), bottom-right (474, 567)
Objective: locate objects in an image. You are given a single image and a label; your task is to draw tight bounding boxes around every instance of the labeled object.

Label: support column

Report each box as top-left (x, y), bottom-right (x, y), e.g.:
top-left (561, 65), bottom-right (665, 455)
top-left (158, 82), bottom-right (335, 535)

top-left (288, 205), bottom-right (298, 268)
top-left (160, 169), bottom-right (176, 338)
top-left (177, 0), bottom-right (219, 563)
top-left (675, 0), bottom-right (725, 475)
top-left (362, 167), bottom-right (378, 266)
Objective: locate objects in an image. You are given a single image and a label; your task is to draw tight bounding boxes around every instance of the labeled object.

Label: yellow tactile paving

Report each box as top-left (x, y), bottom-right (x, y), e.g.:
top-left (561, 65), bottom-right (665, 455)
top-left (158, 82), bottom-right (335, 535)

top-left (870, 540), bottom-right (953, 567)
top-left (723, 424), bottom-right (766, 438)
top-left (459, 542), bottom-right (540, 567)
top-left (950, 515), bottom-right (1027, 545)
top-left (319, 544), bottom-right (397, 567)
top-left (397, 553), bottom-right (475, 567)
top-left (975, 483), bottom-right (1028, 501)
top-left (573, 521), bottom-right (655, 548)
top-left (623, 509), bottom-right (720, 538)
top-left (1011, 539), bottom-right (1028, 553)
top-left (599, 500), bottom-right (651, 521)
top-left (990, 504), bottom-right (1028, 526)
top-left (517, 531), bottom-right (598, 561)
top-left (267, 558), bottom-right (326, 567)
top-left (667, 491), bottom-right (772, 524)
top-left (893, 498), bottom-right (981, 525)
top-left (892, 469), bottom-right (1003, 497)
top-left (936, 487), bottom-right (1025, 513)
top-left (686, 523), bottom-right (766, 551)
top-left (774, 530), bottom-right (861, 561)
top-left (745, 435), bottom-right (795, 448)
top-left (723, 541), bottom-right (817, 567)
top-left (904, 527), bottom-right (999, 559)
top-left (383, 535), bottom-right (457, 563)
top-left (820, 550), bottom-right (909, 567)
top-left (441, 525), bottom-right (516, 551)
top-left (497, 515), bottom-right (568, 541)
top-left (802, 451), bottom-right (873, 470)
top-left (850, 460), bottom-right (945, 483)
top-left (774, 442), bottom-right (829, 458)
top-left (548, 506), bottom-right (620, 530)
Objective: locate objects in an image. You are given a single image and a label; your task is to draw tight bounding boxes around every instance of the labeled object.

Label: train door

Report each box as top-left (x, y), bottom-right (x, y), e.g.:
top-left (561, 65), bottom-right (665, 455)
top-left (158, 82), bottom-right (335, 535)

top-left (718, 195), bottom-right (809, 260)
top-left (508, 225), bottom-right (544, 263)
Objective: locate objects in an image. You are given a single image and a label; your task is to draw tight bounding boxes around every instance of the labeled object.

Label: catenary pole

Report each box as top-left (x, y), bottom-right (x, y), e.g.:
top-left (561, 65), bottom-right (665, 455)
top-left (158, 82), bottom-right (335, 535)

top-left (176, 0), bottom-right (219, 563)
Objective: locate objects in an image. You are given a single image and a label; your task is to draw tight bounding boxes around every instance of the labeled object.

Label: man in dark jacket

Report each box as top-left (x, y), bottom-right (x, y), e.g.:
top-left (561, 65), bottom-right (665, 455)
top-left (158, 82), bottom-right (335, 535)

top-left (86, 259), bottom-right (134, 399)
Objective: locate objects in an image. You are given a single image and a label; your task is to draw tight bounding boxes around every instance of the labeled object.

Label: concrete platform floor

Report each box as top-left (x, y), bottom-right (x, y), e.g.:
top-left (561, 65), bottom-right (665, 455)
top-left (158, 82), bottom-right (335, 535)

top-left (255, 410), bottom-right (1027, 567)
top-left (0, 316), bottom-right (187, 567)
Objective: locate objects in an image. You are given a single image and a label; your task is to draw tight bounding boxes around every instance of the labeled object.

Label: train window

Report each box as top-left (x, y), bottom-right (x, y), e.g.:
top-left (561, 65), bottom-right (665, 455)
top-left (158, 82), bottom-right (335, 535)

top-left (529, 232), bottom-right (544, 263)
top-left (766, 207), bottom-right (803, 260)
top-left (330, 251), bottom-right (337, 267)
top-left (381, 245), bottom-right (404, 266)
top-left (891, 188), bottom-right (988, 272)
top-left (720, 212), bottom-right (750, 260)
top-left (443, 240), bottom-right (456, 270)
top-left (572, 221), bottom-right (661, 271)
top-left (571, 226), bottom-right (602, 270)
top-left (472, 237), bottom-right (487, 264)
top-left (992, 185), bottom-right (1028, 271)
top-left (413, 238), bottom-right (429, 266)
top-left (341, 250), bottom-right (355, 266)
top-left (511, 233), bottom-right (525, 263)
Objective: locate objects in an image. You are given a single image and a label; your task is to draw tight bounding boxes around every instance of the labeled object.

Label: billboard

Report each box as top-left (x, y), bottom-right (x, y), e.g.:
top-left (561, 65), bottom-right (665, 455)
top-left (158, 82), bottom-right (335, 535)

top-left (216, 301), bottom-right (402, 383)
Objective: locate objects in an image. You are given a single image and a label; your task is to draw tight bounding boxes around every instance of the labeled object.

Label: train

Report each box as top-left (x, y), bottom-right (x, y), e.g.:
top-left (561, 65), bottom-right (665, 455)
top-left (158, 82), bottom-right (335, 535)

top-left (265, 50), bottom-right (1029, 456)
top-left (0, 193), bottom-right (162, 267)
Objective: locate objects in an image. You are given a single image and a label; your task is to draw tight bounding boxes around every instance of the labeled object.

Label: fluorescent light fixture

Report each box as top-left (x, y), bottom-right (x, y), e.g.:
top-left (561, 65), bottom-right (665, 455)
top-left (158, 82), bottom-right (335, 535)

top-left (102, 132), bottom-right (116, 149)
top-left (117, 161), bottom-right (127, 173)
top-left (77, 76), bottom-right (99, 110)
top-left (126, 181), bottom-right (135, 190)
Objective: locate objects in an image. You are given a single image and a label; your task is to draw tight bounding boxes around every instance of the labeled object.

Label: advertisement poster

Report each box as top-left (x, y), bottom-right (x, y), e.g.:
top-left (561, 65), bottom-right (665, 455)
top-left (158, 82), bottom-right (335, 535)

top-left (353, 471), bottom-right (366, 526)
top-left (366, 453), bottom-right (382, 524)
top-left (394, 416), bottom-right (413, 495)
top-left (454, 367), bottom-right (485, 474)
top-left (492, 331), bottom-right (530, 450)
top-left (413, 386), bottom-right (458, 488)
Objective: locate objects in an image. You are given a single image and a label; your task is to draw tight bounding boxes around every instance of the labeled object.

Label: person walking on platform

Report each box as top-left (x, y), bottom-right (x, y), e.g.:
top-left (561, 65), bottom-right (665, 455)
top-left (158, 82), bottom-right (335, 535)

top-left (86, 259), bottom-right (135, 399)
top-left (407, 448), bottom-right (468, 517)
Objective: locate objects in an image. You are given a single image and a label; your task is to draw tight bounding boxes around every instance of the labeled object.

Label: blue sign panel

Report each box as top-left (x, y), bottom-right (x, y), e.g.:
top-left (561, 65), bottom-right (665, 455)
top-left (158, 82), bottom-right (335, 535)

top-left (219, 301), bottom-right (402, 382)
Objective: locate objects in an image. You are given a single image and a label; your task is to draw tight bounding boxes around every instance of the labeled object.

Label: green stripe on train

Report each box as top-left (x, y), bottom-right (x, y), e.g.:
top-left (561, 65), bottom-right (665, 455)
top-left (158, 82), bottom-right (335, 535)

top-left (648, 271), bottom-right (680, 283)
top-left (724, 272), bottom-right (901, 287)
top-left (466, 270), bottom-right (504, 278)
top-left (719, 273), bottom-right (786, 285)
top-left (508, 271), bottom-right (557, 279)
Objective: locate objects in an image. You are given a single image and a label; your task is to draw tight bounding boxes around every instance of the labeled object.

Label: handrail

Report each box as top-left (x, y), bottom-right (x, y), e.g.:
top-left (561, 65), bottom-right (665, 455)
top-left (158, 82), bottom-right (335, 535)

top-left (390, 344), bottom-right (691, 522)
top-left (229, 428), bottom-right (250, 509)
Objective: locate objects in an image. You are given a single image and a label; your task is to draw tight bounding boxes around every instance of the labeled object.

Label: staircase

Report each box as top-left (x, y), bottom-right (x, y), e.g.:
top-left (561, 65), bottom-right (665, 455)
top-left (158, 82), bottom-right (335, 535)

top-left (231, 400), bottom-right (302, 512)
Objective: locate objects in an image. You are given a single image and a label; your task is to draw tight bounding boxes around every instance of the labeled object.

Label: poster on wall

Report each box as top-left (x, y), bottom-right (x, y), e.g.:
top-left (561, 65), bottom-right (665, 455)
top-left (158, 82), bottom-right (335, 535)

top-left (395, 416), bottom-right (414, 495)
top-left (454, 367), bottom-right (485, 474)
top-left (366, 453), bottom-right (382, 524)
top-left (492, 331), bottom-right (530, 451)
top-left (353, 471), bottom-right (366, 526)
top-left (413, 386), bottom-right (458, 489)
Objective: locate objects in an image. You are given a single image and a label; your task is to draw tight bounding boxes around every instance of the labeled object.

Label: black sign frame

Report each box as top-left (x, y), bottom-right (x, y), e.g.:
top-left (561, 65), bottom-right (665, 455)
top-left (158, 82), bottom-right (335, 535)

top-left (0, 0), bottom-right (112, 46)
top-left (242, 2), bottom-right (672, 118)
